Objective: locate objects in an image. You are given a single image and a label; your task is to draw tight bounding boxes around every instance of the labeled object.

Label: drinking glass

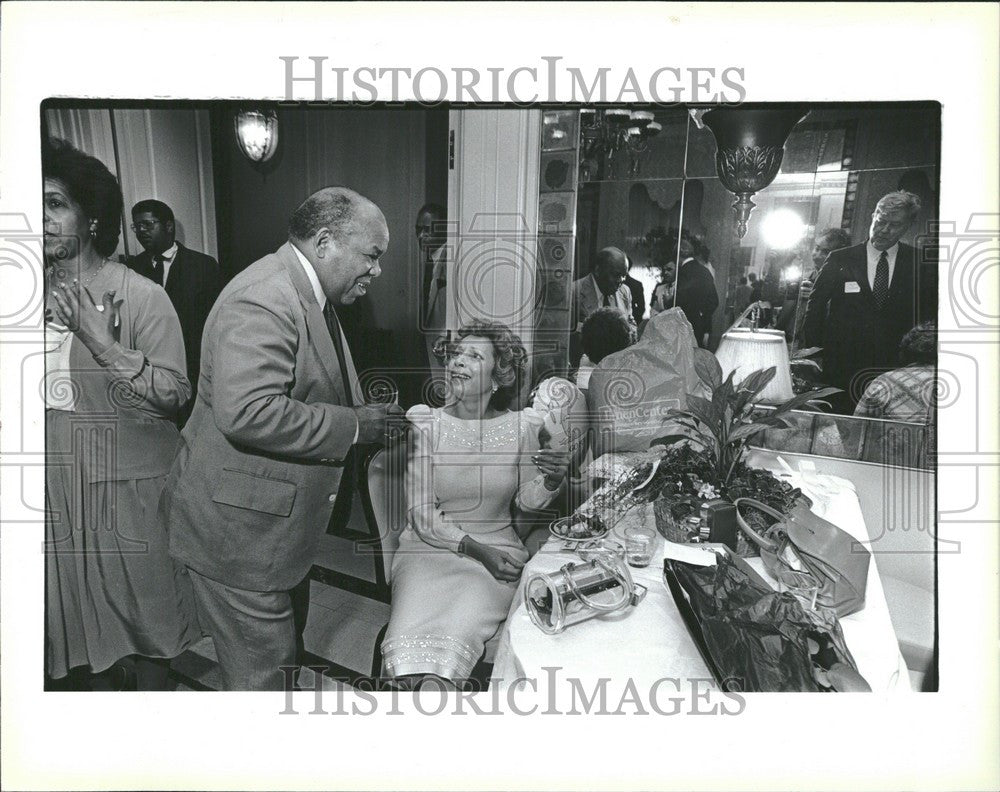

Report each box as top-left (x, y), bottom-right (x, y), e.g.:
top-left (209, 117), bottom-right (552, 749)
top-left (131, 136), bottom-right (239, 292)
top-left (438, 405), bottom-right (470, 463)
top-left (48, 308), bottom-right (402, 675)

top-left (624, 524), bottom-right (657, 568)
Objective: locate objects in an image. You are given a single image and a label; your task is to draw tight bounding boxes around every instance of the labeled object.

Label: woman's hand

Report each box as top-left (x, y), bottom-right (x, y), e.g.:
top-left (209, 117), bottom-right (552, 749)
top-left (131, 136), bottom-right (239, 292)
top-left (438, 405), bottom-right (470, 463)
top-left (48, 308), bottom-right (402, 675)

top-left (50, 282), bottom-right (121, 356)
top-left (532, 448), bottom-right (570, 491)
top-left (460, 537), bottom-right (524, 583)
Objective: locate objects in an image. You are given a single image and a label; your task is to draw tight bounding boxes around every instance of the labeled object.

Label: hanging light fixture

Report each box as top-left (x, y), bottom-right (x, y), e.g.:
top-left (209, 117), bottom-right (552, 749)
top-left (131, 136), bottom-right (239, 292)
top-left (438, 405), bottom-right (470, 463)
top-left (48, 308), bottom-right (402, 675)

top-left (698, 104), bottom-right (809, 238)
top-left (234, 109), bottom-right (279, 163)
top-left (580, 108), bottom-right (662, 178)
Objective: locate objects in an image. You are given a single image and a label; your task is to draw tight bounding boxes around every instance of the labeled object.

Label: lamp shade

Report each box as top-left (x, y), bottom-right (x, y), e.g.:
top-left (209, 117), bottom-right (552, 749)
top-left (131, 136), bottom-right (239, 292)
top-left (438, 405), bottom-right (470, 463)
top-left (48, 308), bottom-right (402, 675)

top-left (234, 110), bottom-right (279, 163)
top-left (714, 328), bottom-right (793, 403)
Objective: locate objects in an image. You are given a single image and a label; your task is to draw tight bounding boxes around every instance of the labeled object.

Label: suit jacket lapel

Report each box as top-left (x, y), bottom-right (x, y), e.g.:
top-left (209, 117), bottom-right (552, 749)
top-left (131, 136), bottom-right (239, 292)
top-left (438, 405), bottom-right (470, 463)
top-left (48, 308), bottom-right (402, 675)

top-left (278, 243), bottom-right (347, 401)
top-left (849, 245), bottom-right (873, 299)
top-left (165, 244), bottom-right (185, 300)
top-left (888, 243), bottom-right (914, 305)
top-left (586, 275), bottom-right (601, 313)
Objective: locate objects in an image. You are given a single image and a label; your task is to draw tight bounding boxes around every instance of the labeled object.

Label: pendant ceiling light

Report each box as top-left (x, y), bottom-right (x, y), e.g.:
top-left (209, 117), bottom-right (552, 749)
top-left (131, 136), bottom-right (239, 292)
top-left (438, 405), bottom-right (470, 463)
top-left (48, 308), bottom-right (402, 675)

top-left (698, 104), bottom-right (809, 238)
top-left (234, 109), bottom-right (279, 163)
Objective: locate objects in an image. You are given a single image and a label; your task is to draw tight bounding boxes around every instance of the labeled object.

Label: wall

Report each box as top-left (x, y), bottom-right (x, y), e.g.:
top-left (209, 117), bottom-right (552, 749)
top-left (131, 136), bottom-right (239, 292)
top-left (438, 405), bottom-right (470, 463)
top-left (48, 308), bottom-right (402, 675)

top-left (216, 107), bottom-right (439, 336)
top-left (113, 109), bottom-right (217, 259)
top-left (447, 108), bottom-right (541, 357)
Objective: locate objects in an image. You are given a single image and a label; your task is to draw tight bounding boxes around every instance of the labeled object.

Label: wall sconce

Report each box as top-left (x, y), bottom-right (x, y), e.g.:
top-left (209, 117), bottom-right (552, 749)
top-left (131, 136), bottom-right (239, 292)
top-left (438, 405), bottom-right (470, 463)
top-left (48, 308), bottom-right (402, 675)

top-left (700, 105), bottom-right (809, 238)
top-left (234, 110), bottom-right (279, 163)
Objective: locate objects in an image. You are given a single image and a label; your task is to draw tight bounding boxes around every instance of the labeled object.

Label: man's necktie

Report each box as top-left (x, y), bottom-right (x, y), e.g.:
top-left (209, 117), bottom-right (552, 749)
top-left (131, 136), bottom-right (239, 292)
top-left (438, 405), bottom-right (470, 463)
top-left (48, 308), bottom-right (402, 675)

top-left (873, 251), bottom-right (889, 310)
top-left (323, 302), bottom-right (354, 407)
top-left (151, 254), bottom-right (165, 286)
top-left (602, 292), bottom-right (612, 307)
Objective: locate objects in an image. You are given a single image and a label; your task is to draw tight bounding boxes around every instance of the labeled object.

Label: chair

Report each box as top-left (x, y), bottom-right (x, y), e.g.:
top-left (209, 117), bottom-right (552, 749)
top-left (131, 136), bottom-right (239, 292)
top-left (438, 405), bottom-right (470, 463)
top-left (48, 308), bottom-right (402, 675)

top-left (359, 441), bottom-right (408, 601)
top-left (363, 440), bottom-right (495, 689)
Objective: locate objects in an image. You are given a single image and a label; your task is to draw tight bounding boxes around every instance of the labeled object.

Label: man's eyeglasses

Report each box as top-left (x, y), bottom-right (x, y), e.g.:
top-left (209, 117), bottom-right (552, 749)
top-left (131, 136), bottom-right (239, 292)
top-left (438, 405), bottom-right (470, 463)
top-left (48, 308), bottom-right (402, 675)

top-left (131, 220), bottom-right (161, 233)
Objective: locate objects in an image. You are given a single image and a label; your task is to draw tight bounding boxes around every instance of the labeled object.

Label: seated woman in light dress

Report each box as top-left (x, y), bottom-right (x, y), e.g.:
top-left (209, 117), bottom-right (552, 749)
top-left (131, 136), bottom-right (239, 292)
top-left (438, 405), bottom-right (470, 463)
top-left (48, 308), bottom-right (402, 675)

top-left (382, 321), bottom-right (569, 686)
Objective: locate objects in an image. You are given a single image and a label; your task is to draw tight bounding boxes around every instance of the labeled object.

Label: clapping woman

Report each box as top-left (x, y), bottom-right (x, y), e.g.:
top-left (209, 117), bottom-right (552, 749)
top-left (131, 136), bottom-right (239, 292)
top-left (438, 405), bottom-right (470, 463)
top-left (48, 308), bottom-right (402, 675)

top-left (43, 139), bottom-right (199, 690)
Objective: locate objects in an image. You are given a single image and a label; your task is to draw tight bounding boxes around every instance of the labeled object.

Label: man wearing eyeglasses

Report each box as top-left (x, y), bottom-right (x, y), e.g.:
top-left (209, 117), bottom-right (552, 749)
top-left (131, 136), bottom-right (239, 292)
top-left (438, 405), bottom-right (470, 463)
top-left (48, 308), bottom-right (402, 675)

top-left (128, 199), bottom-right (222, 420)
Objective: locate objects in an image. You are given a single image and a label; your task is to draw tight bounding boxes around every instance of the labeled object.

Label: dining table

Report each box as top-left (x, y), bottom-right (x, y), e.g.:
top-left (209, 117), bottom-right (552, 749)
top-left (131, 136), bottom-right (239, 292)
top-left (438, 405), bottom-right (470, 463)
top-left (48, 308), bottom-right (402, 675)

top-left (491, 451), bottom-right (911, 693)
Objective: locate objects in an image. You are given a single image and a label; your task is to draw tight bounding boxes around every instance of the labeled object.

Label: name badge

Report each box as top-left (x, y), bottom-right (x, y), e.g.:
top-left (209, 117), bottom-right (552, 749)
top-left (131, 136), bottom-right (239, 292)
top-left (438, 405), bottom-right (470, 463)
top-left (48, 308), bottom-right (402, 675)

top-left (844, 281), bottom-right (861, 294)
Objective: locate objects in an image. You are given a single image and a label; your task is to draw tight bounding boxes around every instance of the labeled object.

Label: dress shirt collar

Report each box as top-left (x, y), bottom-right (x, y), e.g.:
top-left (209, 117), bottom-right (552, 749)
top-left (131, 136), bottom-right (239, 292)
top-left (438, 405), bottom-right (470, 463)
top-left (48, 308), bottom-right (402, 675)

top-left (866, 239), bottom-right (899, 287)
top-left (290, 242), bottom-right (327, 308)
top-left (590, 273), bottom-right (619, 301)
top-left (157, 242), bottom-right (178, 262)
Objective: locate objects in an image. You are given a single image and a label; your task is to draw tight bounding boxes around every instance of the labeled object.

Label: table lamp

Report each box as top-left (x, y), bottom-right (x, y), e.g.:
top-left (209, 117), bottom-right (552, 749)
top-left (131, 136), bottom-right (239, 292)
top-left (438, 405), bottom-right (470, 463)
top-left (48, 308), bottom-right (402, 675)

top-left (713, 328), bottom-right (794, 404)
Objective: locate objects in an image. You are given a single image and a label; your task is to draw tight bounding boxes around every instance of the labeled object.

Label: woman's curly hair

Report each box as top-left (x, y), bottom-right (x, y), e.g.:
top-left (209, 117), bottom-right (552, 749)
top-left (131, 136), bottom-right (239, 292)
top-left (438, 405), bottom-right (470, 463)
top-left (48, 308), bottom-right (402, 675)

top-left (433, 319), bottom-right (528, 409)
top-left (43, 138), bottom-right (124, 258)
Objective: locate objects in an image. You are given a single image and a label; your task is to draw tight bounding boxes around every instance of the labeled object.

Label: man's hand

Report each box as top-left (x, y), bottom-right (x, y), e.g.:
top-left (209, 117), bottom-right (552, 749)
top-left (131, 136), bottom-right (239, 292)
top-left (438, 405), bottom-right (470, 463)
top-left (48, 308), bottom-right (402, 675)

top-left (460, 536), bottom-right (524, 583)
top-left (353, 403), bottom-right (406, 445)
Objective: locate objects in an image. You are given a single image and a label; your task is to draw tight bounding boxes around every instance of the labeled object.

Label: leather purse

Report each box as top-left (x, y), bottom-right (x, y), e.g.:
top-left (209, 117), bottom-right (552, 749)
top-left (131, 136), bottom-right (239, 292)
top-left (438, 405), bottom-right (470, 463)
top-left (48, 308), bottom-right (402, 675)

top-left (734, 498), bottom-right (871, 618)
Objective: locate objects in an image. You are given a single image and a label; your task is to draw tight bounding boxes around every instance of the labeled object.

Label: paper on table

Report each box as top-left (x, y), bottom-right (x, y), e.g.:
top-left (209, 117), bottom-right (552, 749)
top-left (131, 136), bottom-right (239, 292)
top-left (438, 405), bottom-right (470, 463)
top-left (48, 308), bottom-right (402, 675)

top-left (663, 541), bottom-right (718, 567)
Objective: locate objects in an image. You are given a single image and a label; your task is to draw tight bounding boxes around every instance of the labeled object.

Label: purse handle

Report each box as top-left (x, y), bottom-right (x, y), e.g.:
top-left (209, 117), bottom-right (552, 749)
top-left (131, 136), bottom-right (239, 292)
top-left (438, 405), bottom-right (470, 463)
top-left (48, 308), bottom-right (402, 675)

top-left (563, 558), bottom-right (634, 613)
top-left (733, 497), bottom-right (786, 553)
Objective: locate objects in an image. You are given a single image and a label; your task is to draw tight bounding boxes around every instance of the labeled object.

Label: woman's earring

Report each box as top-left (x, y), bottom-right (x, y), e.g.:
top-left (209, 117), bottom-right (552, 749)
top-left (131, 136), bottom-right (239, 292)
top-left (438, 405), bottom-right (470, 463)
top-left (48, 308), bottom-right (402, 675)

top-left (89, 221), bottom-right (97, 239)
top-left (491, 381), bottom-right (499, 393)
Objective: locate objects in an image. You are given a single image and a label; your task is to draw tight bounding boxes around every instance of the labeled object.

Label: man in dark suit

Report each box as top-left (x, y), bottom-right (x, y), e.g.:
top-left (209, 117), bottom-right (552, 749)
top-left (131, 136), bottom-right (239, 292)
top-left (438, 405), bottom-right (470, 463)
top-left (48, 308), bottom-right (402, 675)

top-left (803, 191), bottom-right (934, 412)
top-left (128, 200), bottom-right (222, 417)
top-left (674, 235), bottom-right (718, 348)
top-left (160, 187), bottom-right (403, 690)
top-left (623, 253), bottom-right (646, 325)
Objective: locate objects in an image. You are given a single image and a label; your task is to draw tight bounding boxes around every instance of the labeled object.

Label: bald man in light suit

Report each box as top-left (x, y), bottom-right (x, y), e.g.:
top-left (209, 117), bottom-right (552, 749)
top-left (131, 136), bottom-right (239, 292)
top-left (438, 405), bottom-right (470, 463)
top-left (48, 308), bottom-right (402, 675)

top-left (571, 246), bottom-right (635, 367)
top-left (161, 187), bottom-right (403, 690)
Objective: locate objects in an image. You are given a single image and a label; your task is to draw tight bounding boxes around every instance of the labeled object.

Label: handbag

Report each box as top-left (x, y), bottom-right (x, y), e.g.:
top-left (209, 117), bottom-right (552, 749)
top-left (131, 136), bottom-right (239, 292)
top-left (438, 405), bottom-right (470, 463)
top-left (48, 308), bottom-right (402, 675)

top-left (525, 548), bottom-right (647, 634)
top-left (733, 497), bottom-right (871, 618)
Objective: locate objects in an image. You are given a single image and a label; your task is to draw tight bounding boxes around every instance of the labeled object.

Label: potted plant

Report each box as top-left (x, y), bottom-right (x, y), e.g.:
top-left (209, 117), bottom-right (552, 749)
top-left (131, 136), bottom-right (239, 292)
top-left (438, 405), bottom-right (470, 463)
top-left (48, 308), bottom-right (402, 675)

top-left (646, 347), bottom-right (839, 552)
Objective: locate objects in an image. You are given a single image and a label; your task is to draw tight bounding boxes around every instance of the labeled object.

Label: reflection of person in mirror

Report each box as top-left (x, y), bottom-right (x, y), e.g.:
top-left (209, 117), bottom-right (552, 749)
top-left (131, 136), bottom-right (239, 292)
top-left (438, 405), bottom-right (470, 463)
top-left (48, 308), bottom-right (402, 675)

top-left (794, 228), bottom-right (851, 344)
top-left (674, 234), bottom-right (718, 348)
top-left (623, 252), bottom-right (646, 325)
top-left (571, 246), bottom-right (634, 365)
top-left (854, 321), bottom-right (936, 423)
top-left (416, 202), bottom-right (448, 376)
top-left (803, 191), bottom-right (934, 411)
top-left (855, 320), bottom-right (937, 461)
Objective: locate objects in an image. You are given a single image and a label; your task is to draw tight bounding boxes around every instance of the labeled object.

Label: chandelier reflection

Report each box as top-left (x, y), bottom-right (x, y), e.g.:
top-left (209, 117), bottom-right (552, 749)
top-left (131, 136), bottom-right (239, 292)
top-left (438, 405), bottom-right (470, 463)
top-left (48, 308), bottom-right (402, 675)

top-left (579, 108), bottom-right (662, 179)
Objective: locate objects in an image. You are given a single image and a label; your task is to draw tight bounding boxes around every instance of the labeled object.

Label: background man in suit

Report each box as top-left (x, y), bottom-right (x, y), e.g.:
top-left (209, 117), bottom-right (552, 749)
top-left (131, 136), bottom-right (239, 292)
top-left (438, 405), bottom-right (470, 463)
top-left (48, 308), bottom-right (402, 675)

top-left (674, 235), bottom-right (718, 348)
top-left (415, 202), bottom-right (448, 380)
top-left (160, 187), bottom-right (402, 691)
top-left (571, 246), bottom-right (634, 366)
top-left (803, 191), bottom-right (933, 412)
top-left (623, 253), bottom-right (646, 325)
top-left (792, 227), bottom-right (852, 346)
top-left (129, 200), bottom-right (222, 421)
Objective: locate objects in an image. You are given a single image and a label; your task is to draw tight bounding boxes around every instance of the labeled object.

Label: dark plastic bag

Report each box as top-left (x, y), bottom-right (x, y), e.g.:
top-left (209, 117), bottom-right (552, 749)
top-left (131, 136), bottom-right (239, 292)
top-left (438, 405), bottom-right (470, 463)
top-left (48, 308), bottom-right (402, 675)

top-left (665, 553), bottom-right (870, 692)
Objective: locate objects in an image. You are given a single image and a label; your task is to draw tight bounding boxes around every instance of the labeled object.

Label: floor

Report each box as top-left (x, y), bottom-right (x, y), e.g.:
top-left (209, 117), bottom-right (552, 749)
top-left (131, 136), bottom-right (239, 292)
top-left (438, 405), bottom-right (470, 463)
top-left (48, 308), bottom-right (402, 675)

top-left (168, 478), bottom-right (390, 692)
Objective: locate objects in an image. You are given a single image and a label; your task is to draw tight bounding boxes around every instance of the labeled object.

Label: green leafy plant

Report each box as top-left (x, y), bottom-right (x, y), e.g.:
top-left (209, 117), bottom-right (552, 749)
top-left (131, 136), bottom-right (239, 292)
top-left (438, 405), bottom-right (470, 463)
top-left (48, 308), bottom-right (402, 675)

top-left (653, 347), bottom-right (840, 487)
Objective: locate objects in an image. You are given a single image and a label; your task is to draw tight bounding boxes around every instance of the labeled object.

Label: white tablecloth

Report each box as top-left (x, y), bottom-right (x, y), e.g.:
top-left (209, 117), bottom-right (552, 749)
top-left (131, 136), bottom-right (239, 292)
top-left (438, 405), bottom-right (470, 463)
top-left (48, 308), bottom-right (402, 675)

top-left (492, 460), bottom-right (910, 693)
